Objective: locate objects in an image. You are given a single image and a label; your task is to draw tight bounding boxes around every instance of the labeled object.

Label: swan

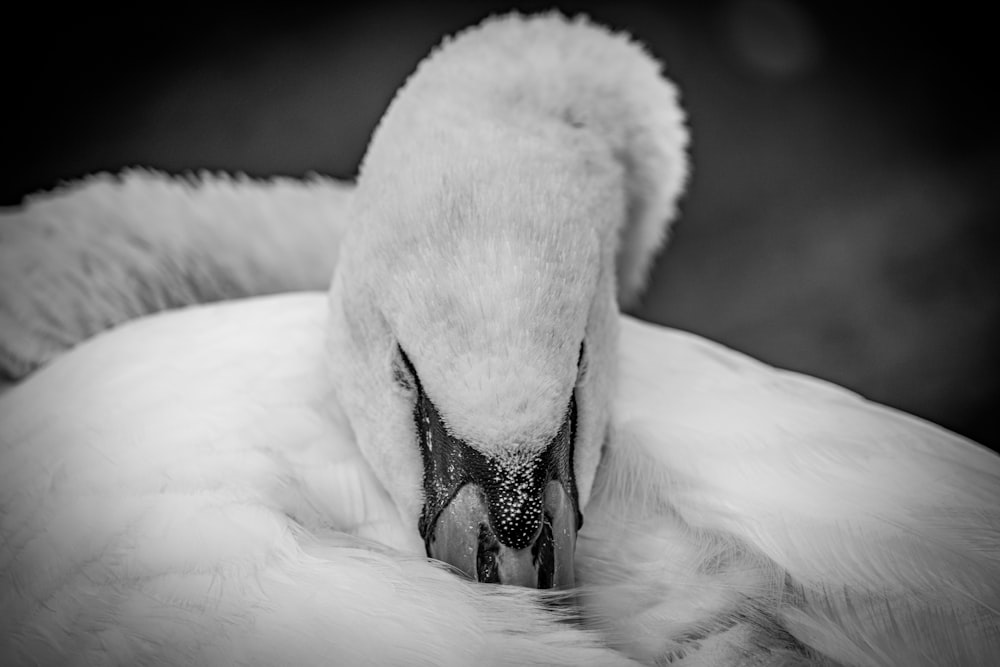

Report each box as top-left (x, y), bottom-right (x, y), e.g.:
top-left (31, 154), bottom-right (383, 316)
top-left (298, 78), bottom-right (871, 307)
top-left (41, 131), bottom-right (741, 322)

top-left (2, 12), bottom-right (998, 666)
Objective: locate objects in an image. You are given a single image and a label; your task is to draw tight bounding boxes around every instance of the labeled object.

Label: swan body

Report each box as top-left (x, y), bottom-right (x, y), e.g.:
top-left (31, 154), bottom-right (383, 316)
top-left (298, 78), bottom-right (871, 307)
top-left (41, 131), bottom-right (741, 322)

top-left (3, 293), bottom-right (997, 665)
top-left (2, 11), bottom-right (999, 666)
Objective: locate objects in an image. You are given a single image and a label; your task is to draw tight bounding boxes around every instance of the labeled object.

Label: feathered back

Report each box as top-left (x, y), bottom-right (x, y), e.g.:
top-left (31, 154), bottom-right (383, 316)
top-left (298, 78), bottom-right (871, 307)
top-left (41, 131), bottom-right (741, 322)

top-left (0, 170), bottom-right (350, 382)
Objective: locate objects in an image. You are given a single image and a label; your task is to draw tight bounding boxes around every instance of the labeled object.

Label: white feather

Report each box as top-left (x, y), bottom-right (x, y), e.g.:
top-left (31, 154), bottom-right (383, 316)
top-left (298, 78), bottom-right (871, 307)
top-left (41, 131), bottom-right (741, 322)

top-left (0, 295), bottom-right (638, 667)
top-left (0, 170), bottom-right (348, 381)
top-left (3, 294), bottom-right (997, 665)
top-left (1, 11), bottom-right (998, 667)
top-left (607, 316), bottom-right (1000, 664)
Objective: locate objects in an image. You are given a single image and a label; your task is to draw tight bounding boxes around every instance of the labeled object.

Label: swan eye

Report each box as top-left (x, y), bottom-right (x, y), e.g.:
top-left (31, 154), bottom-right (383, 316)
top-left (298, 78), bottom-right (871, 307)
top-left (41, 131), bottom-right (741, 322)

top-left (393, 345), bottom-right (418, 394)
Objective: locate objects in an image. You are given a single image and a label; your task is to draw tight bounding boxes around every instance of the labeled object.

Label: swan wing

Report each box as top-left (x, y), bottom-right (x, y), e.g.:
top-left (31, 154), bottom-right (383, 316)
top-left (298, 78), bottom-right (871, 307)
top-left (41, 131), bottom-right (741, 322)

top-left (609, 315), bottom-right (1000, 666)
top-left (0, 170), bottom-right (351, 382)
top-left (0, 293), bottom-right (637, 666)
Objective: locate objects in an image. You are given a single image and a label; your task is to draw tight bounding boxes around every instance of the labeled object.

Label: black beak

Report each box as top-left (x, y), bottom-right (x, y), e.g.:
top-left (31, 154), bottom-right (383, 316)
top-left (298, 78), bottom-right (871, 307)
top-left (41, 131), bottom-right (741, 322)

top-left (414, 387), bottom-right (581, 588)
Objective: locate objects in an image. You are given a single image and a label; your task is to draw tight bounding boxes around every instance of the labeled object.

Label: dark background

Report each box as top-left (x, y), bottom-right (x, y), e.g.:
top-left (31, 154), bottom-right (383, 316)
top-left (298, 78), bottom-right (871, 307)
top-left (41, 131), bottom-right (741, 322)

top-left (4, 1), bottom-right (997, 450)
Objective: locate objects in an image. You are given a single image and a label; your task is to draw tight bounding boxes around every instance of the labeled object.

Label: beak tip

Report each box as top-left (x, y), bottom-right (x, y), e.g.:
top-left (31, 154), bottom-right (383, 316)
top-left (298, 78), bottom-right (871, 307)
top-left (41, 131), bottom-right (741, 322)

top-left (428, 480), bottom-right (577, 589)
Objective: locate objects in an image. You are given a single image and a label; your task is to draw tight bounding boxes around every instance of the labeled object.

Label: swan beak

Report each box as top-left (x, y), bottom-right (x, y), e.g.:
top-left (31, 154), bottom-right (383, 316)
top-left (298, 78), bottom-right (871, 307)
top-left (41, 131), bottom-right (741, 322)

top-left (415, 393), bottom-right (581, 589)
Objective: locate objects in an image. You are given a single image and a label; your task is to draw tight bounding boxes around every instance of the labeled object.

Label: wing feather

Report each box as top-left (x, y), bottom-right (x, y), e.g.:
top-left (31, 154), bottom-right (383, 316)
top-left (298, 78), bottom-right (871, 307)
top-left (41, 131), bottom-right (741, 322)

top-left (613, 315), bottom-right (1000, 665)
top-left (0, 170), bottom-right (351, 381)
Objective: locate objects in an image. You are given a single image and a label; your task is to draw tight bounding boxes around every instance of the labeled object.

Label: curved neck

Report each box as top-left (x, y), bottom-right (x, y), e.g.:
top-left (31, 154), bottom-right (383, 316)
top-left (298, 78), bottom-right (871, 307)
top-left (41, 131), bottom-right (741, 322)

top-left (357, 13), bottom-right (689, 305)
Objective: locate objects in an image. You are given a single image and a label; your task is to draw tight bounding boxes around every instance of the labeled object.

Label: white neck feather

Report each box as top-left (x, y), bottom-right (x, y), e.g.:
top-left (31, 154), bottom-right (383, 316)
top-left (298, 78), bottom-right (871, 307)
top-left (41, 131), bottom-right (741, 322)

top-left (356, 12), bottom-right (689, 306)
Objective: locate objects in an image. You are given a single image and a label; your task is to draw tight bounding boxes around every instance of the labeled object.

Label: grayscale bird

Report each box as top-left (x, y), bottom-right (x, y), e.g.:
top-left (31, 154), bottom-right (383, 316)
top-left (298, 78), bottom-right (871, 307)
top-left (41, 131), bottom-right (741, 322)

top-left (2, 13), bottom-right (997, 666)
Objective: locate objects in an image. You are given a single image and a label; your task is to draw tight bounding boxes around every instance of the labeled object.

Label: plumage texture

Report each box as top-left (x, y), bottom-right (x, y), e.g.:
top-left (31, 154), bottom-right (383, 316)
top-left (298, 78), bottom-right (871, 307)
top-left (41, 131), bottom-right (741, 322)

top-left (0, 296), bottom-right (637, 667)
top-left (358, 12), bottom-right (688, 310)
top-left (1, 11), bottom-right (999, 667)
top-left (5, 295), bottom-right (996, 665)
top-left (0, 169), bottom-right (349, 383)
top-left (604, 317), bottom-right (1000, 665)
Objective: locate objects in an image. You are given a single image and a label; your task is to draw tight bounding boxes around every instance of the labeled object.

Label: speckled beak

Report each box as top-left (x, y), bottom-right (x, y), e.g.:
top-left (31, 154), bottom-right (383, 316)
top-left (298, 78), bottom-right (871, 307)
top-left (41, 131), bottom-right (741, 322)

top-left (414, 389), bottom-right (581, 588)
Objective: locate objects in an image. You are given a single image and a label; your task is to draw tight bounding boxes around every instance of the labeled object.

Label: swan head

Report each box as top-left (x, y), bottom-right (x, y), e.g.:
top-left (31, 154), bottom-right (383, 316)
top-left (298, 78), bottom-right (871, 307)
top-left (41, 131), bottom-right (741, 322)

top-left (328, 127), bottom-right (620, 588)
top-left (327, 13), bottom-right (687, 588)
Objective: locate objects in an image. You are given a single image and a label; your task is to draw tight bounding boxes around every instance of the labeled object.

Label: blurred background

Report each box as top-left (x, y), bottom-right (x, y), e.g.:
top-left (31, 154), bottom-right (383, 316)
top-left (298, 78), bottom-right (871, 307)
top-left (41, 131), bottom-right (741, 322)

top-left (4, 1), bottom-right (997, 450)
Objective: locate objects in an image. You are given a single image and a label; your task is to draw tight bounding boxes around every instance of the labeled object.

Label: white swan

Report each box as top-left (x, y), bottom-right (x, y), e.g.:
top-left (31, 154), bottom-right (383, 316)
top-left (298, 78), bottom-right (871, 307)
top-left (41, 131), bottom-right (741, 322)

top-left (2, 13), bottom-right (998, 667)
